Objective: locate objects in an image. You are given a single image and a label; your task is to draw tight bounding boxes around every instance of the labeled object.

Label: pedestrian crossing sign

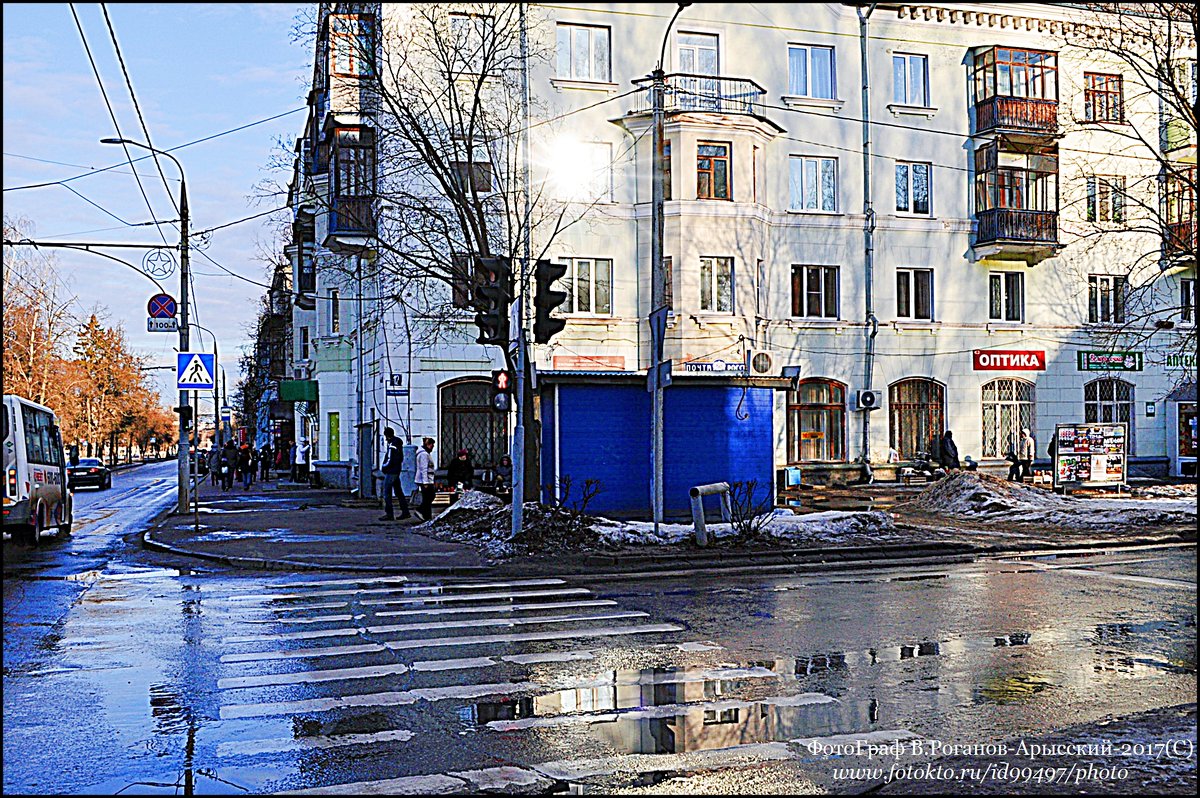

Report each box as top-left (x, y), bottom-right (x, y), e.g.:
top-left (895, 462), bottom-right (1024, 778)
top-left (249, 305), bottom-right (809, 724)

top-left (178, 352), bottom-right (216, 389)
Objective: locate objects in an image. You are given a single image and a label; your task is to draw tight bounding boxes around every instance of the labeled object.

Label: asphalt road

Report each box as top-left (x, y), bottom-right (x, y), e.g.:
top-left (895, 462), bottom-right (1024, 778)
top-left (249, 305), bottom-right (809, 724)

top-left (2, 462), bottom-right (1195, 795)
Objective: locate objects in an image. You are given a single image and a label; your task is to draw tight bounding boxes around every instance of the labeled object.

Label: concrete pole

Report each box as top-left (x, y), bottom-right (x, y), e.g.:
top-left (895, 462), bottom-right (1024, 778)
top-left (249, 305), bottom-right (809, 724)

top-left (651, 67), bottom-right (665, 534)
top-left (512, 2), bottom-right (531, 540)
top-left (177, 176), bottom-right (191, 513)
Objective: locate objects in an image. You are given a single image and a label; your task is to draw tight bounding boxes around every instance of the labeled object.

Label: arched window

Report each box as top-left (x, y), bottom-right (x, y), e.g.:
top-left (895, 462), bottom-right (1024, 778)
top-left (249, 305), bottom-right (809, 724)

top-left (439, 379), bottom-right (508, 469)
top-left (787, 379), bottom-right (846, 463)
top-left (1084, 378), bottom-right (1135, 453)
top-left (981, 379), bottom-right (1035, 458)
top-left (889, 378), bottom-right (945, 459)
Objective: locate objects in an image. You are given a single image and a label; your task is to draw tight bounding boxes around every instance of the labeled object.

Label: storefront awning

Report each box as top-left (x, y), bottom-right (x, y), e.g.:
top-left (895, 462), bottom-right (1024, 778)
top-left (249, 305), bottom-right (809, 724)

top-left (279, 379), bottom-right (319, 402)
top-left (1166, 381), bottom-right (1197, 403)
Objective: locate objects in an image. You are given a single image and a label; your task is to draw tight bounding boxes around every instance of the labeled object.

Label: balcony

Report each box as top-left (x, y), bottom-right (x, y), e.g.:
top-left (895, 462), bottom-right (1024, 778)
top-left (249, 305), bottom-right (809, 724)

top-left (629, 73), bottom-right (768, 118)
top-left (974, 96), bottom-right (1058, 136)
top-left (1165, 219), bottom-right (1196, 260)
top-left (975, 209), bottom-right (1059, 264)
top-left (329, 196), bottom-right (374, 236)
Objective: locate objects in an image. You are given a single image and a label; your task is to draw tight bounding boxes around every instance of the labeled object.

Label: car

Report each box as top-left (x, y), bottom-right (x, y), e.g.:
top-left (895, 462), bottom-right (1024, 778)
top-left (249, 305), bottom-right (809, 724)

top-left (68, 458), bottom-right (112, 491)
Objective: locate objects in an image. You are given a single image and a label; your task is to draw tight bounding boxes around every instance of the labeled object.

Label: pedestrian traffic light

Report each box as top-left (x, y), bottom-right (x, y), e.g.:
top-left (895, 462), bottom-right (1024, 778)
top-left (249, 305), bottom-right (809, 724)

top-left (472, 256), bottom-right (512, 346)
top-left (490, 369), bottom-right (512, 413)
top-left (533, 259), bottom-right (569, 344)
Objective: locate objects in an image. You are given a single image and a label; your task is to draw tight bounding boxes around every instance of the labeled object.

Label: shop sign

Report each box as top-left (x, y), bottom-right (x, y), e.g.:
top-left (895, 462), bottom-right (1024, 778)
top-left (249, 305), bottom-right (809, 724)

top-left (1166, 353), bottom-right (1197, 370)
top-left (681, 356), bottom-right (746, 375)
top-left (972, 350), bottom-right (1045, 370)
top-left (1077, 351), bottom-right (1143, 371)
top-left (551, 355), bottom-right (625, 370)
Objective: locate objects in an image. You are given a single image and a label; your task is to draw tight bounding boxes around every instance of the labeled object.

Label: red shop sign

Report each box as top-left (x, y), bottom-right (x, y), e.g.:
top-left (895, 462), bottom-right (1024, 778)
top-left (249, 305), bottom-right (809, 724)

top-left (973, 350), bottom-right (1046, 370)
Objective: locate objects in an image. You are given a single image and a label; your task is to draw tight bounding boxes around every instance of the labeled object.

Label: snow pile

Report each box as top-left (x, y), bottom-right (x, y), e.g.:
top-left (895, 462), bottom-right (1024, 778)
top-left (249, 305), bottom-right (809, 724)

top-left (434, 489), bottom-right (502, 519)
top-left (596, 510), bottom-right (899, 547)
top-left (417, 498), bottom-right (607, 560)
top-left (1130, 483), bottom-right (1197, 499)
top-left (904, 471), bottom-right (1195, 529)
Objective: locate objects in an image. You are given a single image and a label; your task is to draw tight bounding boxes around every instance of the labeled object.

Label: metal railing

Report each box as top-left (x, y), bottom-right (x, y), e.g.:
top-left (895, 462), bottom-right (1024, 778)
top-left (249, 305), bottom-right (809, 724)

top-left (974, 96), bottom-right (1058, 135)
top-left (1165, 219), bottom-right (1197, 258)
top-left (976, 208), bottom-right (1058, 245)
top-left (630, 73), bottom-right (768, 117)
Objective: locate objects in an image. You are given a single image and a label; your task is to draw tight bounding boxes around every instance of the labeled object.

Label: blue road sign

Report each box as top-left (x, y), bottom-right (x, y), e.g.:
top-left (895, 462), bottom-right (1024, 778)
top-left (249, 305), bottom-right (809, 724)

top-left (148, 293), bottom-right (177, 319)
top-left (177, 352), bottom-right (216, 390)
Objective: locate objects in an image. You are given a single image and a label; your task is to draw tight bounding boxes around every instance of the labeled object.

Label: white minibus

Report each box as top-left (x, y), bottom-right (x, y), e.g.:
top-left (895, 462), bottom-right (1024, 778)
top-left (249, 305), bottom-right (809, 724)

top-left (2, 395), bottom-right (73, 544)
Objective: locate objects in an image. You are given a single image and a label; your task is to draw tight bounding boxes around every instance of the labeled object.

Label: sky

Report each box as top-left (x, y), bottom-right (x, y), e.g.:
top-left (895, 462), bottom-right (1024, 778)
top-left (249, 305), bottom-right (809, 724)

top-left (3, 3), bottom-right (312, 409)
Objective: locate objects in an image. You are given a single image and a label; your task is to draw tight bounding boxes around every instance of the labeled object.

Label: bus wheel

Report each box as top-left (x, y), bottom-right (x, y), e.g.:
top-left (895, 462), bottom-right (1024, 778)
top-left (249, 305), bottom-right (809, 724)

top-left (27, 506), bottom-right (45, 547)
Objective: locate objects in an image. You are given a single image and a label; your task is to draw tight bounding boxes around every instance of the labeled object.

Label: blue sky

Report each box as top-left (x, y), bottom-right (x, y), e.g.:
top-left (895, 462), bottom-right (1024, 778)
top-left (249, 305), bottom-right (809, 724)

top-left (3, 3), bottom-right (311, 406)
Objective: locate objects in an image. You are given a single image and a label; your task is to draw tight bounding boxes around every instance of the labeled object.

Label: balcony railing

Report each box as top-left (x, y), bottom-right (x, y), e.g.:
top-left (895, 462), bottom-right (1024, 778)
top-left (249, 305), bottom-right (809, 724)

top-left (976, 208), bottom-right (1058, 246)
top-left (330, 196), bottom-right (375, 236)
top-left (1165, 219), bottom-right (1196, 258)
top-left (629, 73), bottom-right (767, 117)
top-left (974, 96), bottom-right (1058, 135)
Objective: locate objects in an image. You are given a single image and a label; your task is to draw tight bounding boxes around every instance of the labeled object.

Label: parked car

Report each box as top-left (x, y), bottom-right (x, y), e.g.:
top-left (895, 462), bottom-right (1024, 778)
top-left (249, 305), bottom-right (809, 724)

top-left (68, 458), bottom-right (112, 491)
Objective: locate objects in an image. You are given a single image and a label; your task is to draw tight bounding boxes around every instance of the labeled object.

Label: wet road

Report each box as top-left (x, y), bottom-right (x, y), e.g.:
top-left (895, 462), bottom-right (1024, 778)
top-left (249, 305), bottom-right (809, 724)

top-left (2, 465), bottom-right (1195, 794)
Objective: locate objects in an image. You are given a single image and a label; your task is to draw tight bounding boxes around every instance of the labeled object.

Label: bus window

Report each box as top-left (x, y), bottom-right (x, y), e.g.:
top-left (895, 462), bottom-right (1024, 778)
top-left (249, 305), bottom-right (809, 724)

top-left (1, 402), bottom-right (8, 441)
top-left (24, 407), bottom-right (45, 464)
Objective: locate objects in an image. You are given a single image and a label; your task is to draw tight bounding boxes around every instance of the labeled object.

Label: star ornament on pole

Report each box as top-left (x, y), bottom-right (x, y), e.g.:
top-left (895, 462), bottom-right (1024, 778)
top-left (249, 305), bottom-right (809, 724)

top-left (143, 249), bottom-right (177, 279)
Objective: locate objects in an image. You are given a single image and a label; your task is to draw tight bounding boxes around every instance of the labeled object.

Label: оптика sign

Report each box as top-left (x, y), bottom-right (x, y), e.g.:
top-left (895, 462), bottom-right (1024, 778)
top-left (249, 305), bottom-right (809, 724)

top-left (972, 350), bottom-right (1046, 370)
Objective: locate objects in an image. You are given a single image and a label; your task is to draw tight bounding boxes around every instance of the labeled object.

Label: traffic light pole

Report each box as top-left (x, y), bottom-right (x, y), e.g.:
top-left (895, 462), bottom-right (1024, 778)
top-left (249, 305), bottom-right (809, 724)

top-left (513, 1), bottom-right (531, 541)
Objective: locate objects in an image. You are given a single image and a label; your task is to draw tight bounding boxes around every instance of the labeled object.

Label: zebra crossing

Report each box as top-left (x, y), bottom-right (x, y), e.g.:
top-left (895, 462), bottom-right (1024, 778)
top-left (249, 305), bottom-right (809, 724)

top-left (207, 572), bottom-right (902, 793)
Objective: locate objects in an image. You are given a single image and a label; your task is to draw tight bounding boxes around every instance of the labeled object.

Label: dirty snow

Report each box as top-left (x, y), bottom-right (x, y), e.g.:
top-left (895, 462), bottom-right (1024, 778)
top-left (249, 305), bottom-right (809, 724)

top-left (1130, 483), bottom-right (1197, 499)
top-left (903, 472), bottom-right (1195, 529)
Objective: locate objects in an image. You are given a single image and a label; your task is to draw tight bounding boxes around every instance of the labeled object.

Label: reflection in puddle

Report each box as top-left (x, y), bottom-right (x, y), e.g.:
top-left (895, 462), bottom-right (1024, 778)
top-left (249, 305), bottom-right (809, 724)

top-left (974, 673), bottom-right (1056, 704)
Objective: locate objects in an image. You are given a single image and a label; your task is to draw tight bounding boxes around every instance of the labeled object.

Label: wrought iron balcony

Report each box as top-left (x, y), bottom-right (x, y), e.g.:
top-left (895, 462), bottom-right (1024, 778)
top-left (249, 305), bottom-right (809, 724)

top-left (629, 73), bottom-right (768, 117)
top-left (1165, 219), bottom-right (1196, 259)
top-left (329, 196), bottom-right (375, 236)
top-left (974, 96), bottom-right (1058, 136)
top-left (975, 209), bottom-right (1058, 264)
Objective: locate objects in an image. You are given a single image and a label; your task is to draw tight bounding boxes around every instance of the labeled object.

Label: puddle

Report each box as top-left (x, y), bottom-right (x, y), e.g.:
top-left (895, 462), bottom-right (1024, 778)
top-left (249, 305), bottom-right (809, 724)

top-left (973, 673), bottom-right (1056, 704)
top-left (188, 530), bottom-right (337, 544)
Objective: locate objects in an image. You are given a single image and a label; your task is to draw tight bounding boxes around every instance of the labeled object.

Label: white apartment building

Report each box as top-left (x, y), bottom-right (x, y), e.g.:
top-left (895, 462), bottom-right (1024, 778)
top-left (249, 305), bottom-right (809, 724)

top-left (280, 2), bottom-right (1196, 513)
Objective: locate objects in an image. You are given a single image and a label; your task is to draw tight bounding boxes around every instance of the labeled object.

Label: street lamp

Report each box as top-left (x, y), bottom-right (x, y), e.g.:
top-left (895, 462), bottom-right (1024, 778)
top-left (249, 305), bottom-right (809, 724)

top-left (649, 3), bottom-right (691, 533)
top-left (101, 137), bottom-right (191, 513)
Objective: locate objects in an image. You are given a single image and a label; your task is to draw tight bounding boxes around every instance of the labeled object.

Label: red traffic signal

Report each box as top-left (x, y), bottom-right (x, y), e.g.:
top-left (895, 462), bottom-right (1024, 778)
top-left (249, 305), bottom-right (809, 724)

top-left (490, 369), bottom-right (512, 413)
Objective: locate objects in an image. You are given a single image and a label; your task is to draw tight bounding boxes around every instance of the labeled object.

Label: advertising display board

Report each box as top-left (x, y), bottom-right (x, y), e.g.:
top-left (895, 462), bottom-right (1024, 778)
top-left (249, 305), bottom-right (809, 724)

top-left (1052, 422), bottom-right (1128, 493)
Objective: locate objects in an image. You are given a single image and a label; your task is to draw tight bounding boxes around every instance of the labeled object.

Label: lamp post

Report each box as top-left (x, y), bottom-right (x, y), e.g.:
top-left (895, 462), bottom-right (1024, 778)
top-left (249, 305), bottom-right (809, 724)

top-left (101, 137), bottom-right (190, 513)
top-left (649, 3), bottom-right (691, 533)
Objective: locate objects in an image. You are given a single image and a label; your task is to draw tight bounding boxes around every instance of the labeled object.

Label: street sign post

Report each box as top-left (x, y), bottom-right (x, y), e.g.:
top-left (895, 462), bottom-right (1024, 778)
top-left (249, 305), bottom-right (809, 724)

top-left (147, 317), bottom-right (179, 332)
top-left (177, 352), bottom-right (216, 390)
top-left (220, 405), bottom-right (232, 423)
top-left (147, 293), bottom-right (179, 334)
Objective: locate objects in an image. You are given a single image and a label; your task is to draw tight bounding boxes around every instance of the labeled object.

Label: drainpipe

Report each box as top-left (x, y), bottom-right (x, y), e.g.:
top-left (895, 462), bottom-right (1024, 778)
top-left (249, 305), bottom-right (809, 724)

top-left (858, 3), bottom-right (879, 484)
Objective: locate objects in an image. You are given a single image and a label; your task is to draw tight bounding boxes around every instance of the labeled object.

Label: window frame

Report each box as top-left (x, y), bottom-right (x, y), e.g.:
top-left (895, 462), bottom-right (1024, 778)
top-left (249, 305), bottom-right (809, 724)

top-left (662, 141), bottom-right (672, 202)
top-left (555, 22), bottom-right (612, 83)
top-left (1180, 277), bottom-right (1195, 324)
top-left (1083, 72), bottom-right (1124, 123)
top-left (791, 264), bottom-right (839, 319)
top-left (1085, 175), bottom-right (1126, 224)
top-left (560, 257), bottom-right (614, 317)
top-left (696, 141), bottom-right (732, 201)
top-left (451, 159), bottom-right (495, 194)
top-left (699, 255), bottom-right (734, 313)
top-left (300, 326), bottom-right (310, 361)
top-left (888, 377), bottom-right (946, 460)
top-left (787, 44), bottom-right (837, 99)
top-left (981, 378), bottom-right (1036, 459)
top-left (892, 53), bottom-right (929, 106)
top-left (1087, 274), bottom-right (1128, 324)
top-left (896, 268), bottom-right (934, 321)
top-left (988, 272), bottom-right (1025, 322)
top-left (895, 161), bottom-right (932, 216)
top-left (789, 155), bottom-right (839, 213)
top-left (1084, 378), bottom-right (1136, 454)
top-left (329, 289), bottom-right (340, 334)
top-left (329, 14), bottom-right (376, 78)
top-left (786, 378), bottom-right (847, 464)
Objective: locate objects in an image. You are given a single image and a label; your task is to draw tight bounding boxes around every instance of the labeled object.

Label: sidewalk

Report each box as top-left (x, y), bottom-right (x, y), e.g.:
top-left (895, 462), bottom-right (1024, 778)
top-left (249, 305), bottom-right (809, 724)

top-left (141, 474), bottom-right (1196, 577)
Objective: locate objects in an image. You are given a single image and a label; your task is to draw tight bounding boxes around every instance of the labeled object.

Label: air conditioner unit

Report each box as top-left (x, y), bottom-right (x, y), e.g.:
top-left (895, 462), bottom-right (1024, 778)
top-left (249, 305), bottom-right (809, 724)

top-left (293, 367), bottom-right (305, 380)
top-left (745, 349), bottom-right (778, 376)
top-left (852, 389), bottom-right (883, 411)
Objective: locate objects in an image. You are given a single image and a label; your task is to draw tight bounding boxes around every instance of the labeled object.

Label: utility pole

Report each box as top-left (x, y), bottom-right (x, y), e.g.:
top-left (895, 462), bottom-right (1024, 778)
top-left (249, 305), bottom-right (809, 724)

top-left (513, 2), bottom-right (531, 540)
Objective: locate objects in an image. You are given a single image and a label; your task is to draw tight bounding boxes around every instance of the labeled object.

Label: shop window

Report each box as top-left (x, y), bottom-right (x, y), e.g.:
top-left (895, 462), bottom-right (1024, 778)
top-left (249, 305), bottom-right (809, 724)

top-left (981, 379), bottom-right (1035, 458)
top-left (787, 379), bottom-right (846, 463)
top-left (889, 378), bottom-right (945, 459)
top-left (1084, 378), bottom-right (1134, 453)
top-left (440, 379), bottom-right (508, 468)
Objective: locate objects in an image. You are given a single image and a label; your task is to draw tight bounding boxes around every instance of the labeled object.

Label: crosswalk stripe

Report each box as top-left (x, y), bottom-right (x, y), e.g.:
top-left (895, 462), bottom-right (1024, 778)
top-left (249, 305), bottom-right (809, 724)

top-left (501, 650), bottom-right (594, 665)
top-left (264, 576), bottom-right (411, 590)
top-left (280, 773), bottom-right (466, 795)
top-left (220, 681), bottom-right (539, 719)
top-left (532, 742), bottom-right (795, 782)
top-left (487, 692), bottom-right (838, 732)
top-left (360, 588), bottom-right (592, 607)
top-left (373, 599), bottom-right (617, 618)
top-left (243, 614), bottom-right (356, 625)
top-left (217, 728), bottom-right (415, 757)
top-left (218, 662), bottom-right (410, 689)
top-left (222, 610), bottom-right (649, 644)
top-left (411, 656), bottom-right (496, 672)
top-left (218, 579), bottom-right (570, 603)
top-left (220, 623), bottom-right (682, 663)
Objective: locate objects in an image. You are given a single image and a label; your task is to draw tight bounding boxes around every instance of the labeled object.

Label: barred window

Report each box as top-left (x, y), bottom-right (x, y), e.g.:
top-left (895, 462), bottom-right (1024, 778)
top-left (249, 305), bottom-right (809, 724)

top-left (981, 379), bottom-right (1035, 458)
top-left (889, 378), bottom-right (945, 459)
top-left (1084, 378), bottom-right (1135, 454)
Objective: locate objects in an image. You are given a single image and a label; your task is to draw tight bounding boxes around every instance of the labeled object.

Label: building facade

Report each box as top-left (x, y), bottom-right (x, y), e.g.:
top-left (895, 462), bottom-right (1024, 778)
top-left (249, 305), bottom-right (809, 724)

top-left (280, 2), bottom-right (1196, 507)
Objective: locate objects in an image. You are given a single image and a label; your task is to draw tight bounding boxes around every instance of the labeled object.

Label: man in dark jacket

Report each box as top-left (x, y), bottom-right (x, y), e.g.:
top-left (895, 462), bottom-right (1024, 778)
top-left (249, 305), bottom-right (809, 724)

top-left (378, 427), bottom-right (411, 521)
top-left (220, 440), bottom-right (238, 492)
top-left (938, 430), bottom-right (960, 471)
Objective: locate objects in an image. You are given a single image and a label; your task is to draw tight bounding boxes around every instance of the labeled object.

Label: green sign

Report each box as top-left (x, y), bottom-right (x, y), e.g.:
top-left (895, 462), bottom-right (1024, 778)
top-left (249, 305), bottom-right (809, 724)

top-left (1077, 351), bottom-right (1143, 371)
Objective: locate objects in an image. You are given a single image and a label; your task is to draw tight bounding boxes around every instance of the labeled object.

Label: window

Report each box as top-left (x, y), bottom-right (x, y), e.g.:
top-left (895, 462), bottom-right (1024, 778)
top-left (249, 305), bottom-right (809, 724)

top-left (450, 13), bottom-right (494, 74)
top-left (889, 378), bottom-right (945, 459)
top-left (788, 45), bottom-right (836, 99)
top-left (330, 14), bottom-right (375, 77)
top-left (896, 162), bottom-right (931, 215)
top-left (330, 290), bottom-right (340, 334)
top-left (789, 156), bottom-right (838, 212)
top-left (981, 379), bottom-right (1035, 458)
top-left (297, 249), bottom-right (315, 294)
top-left (989, 272), bottom-right (1024, 322)
top-left (1180, 278), bottom-right (1195, 324)
top-left (1088, 275), bottom-right (1128, 324)
top-left (971, 47), bottom-right (1058, 103)
top-left (697, 142), bottom-right (731, 200)
top-left (677, 32), bottom-right (720, 110)
top-left (1084, 72), bottom-right (1123, 122)
top-left (662, 141), bottom-right (672, 201)
top-left (22, 405), bottom-right (58, 466)
top-left (1086, 176), bottom-right (1125, 223)
top-left (787, 379), bottom-right (846, 462)
top-left (1084, 378), bottom-right (1134, 453)
top-left (554, 142), bottom-right (612, 202)
top-left (556, 23), bottom-right (610, 82)
top-left (700, 256), bottom-right (733, 313)
top-left (561, 258), bottom-right (613, 315)
top-left (791, 265), bottom-right (839, 318)
top-left (300, 326), bottom-right (310, 360)
top-left (974, 142), bottom-right (1058, 213)
top-left (893, 53), bottom-right (928, 106)
top-left (896, 269), bottom-right (934, 320)
top-left (451, 160), bottom-right (494, 193)
top-left (440, 379), bottom-right (508, 468)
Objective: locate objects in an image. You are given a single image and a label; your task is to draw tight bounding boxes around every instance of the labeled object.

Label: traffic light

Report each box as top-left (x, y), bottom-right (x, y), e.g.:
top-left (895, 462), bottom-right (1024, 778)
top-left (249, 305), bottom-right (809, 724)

top-left (533, 259), bottom-right (569, 344)
top-left (490, 369), bottom-right (512, 413)
top-left (472, 256), bottom-right (512, 346)
top-left (173, 405), bottom-right (194, 429)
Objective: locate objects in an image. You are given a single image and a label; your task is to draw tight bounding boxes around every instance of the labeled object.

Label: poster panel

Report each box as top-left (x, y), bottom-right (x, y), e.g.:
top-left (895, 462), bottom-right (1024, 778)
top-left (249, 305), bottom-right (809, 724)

top-left (1052, 422), bottom-right (1128, 491)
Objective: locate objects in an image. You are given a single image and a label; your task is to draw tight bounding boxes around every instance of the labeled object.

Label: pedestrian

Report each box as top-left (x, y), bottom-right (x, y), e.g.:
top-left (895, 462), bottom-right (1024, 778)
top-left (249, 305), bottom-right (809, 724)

top-left (493, 454), bottom-right (513, 492)
top-left (446, 448), bottom-right (475, 490)
top-left (237, 444), bottom-right (254, 491)
top-left (415, 437), bottom-right (437, 521)
top-left (220, 440), bottom-right (237, 492)
top-left (260, 442), bottom-right (273, 481)
top-left (296, 439), bottom-right (310, 485)
top-left (208, 446), bottom-right (221, 486)
top-left (938, 429), bottom-right (960, 471)
top-left (1005, 448), bottom-right (1022, 481)
top-left (1047, 436), bottom-right (1057, 461)
top-left (247, 446), bottom-right (257, 485)
top-left (378, 427), bottom-right (412, 521)
top-left (1018, 427), bottom-right (1035, 482)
